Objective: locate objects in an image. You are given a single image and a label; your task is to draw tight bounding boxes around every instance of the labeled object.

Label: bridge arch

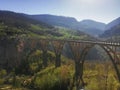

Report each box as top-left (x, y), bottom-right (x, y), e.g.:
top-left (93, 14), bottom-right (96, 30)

top-left (17, 38), bottom-right (120, 90)
top-left (50, 40), bottom-right (65, 67)
top-left (25, 39), bottom-right (48, 68)
top-left (81, 44), bottom-right (120, 82)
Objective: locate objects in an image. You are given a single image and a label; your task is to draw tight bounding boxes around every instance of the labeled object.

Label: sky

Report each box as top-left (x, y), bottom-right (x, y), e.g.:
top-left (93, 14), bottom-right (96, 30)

top-left (0, 0), bottom-right (120, 23)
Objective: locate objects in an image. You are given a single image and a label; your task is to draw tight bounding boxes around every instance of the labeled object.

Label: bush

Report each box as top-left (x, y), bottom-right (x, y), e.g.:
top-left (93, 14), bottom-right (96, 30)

top-left (33, 65), bottom-right (73, 90)
top-left (0, 69), bottom-right (7, 78)
top-left (0, 79), bottom-right (5, 85)
top-left (0, 69), bottom-right (7, 85)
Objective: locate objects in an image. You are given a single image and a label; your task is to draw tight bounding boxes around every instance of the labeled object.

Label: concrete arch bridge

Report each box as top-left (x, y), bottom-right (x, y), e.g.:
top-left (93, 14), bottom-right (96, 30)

top-left (17, 38), bottom-right (120, 90)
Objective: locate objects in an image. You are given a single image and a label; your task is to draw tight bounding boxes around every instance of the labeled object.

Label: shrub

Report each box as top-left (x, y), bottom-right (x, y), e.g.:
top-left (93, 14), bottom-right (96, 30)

top-left (33, 65), bottom-right (73, 90)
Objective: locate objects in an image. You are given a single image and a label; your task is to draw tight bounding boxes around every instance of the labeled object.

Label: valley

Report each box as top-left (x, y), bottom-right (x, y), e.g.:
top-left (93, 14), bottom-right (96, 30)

top-left (0, 10), bottom-right (120, 90)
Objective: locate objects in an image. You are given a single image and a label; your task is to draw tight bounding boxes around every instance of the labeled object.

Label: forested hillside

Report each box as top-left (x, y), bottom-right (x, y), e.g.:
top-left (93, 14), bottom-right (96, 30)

top-left (0, 11), bottom-right (94, 40)
top-left (0, 10), bottom-right (119, 90)
top-left (100, 17), bottom-right (120, 41)
top-left (28, 14), bottom-right (106, 36)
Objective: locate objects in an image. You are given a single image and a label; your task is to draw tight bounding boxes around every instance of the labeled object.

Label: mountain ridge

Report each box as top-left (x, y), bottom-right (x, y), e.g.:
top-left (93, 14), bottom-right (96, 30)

top-left (105, 17), bottom-right (120, 30)
top-left (0, 10), bottom-right (93, 40)
top-left (28, 14), bottom-right (106, 36)
top-left (80, 19), bottom-right (106, 30)
top-left (100, 17), bottom-right (120, 38)
top-left (1, 10), bottom-right (120, 39)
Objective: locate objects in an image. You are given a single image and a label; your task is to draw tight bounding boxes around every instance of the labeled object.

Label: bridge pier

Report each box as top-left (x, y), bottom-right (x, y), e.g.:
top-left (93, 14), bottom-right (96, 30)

top-left (18, 38), bottom-right (120, 89)
top-left (102, 45), bottom-right (120, 82)
top-left (40, 39), bottom-right (49, 68)
top-left (55, 54), bottom-right (61, 67)
top-left (68, 42), bottom-right (93, 90)
top-left (51, 40), bottom-right (64, 67)
top-left (42, 50), bottom-right (48, 67)
top-left (69, 42), bottom-right (85, 90)
top-left (75, 61), bottom-right (85, 90)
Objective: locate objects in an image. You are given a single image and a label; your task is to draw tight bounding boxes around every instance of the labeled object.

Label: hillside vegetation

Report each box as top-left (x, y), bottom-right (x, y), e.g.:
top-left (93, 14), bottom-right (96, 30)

top-left (100, 17), bottom-right (120, 41)
top-left (29, 14), bottom-right (106, 36)
top-left (0, 10), bottom-right (120, 90)
top-left (0, 11), bottom-right (92, 40)
top-left (0, 50), bottom-right (120, 90)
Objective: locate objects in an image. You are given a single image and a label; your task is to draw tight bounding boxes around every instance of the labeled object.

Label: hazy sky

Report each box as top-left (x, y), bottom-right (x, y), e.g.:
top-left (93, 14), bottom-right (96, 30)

top-left (0, 0), bottom-right (120, 23)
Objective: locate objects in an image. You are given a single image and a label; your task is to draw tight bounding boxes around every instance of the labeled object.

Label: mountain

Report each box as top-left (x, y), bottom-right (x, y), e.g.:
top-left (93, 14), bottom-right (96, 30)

top-left (0, 10), bottom-right (106, 71)
top-left (80, 20), bottom-right (106, 30)
top-left (28, 14), bottom-right (79, 29)
top-left (0, 10), bottom-right (93, 40)
top-left (100, 17), bottom-right (120, 39)
top-left (28, 14), bottom-right (106, 36)
top-left (0, 10), bottom-right (54, 38)
top-left (105, 17), bottom-right (120, 30)
top-left (0, 10), bottom-right (98, 71)
top-left (78, 20), bottom-right (106, 37)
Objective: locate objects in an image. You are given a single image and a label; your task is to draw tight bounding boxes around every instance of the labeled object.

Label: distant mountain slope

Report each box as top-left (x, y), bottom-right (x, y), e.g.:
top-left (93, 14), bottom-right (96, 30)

top-left (28, 14), bottom-right (106, 36)
top-left (100, 17), bottom-right (120, 39)
top-left (28, 14), bottom-right (79, 29)
top-left (78, 20), bottom-right (106, 36)
top-left (0, 10), bottom-right (106, 68)
top-left (0, 11), bottom-right (54, 38)
top-left (100, 24), bottom-right (120, 38)
top-left (80, 20), bottom-right (106, 30)
top-left (105, 17), bottom-right (120, 30)
top-left (0, 10), bottom-right (93, 40)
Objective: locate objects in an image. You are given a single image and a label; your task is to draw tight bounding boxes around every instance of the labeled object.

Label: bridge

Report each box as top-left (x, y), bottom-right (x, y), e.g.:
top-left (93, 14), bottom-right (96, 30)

top-left (16, 38), bottom-right (120, 90)
top-left (2, 38), bottom-right (120, 90)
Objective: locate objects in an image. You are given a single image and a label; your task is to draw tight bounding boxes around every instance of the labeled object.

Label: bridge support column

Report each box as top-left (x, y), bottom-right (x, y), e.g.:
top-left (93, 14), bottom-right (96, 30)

top-left (69, 42), bottom-right (92, 90)
top-left (55, 54), bottom-right (61, 67)
top-left (69, 42), bottom-right (84, 90)
top-left (42, 50), bottom-right (48, 67)
top-left (51, 40), bottom-right (64, 68)
top-left (75, 61), bottom-right (84, 90)
top-left (102, 45), bottom-right (120, 82)
top-left (40, 39), bottom-right (49, 68)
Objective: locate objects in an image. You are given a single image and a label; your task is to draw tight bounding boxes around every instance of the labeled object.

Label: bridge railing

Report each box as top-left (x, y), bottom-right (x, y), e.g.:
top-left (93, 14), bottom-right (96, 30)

top-left (15, 37), bottom-right (120, 47)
